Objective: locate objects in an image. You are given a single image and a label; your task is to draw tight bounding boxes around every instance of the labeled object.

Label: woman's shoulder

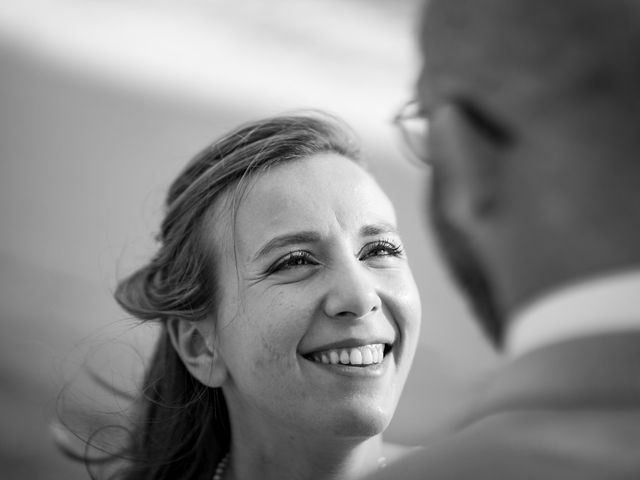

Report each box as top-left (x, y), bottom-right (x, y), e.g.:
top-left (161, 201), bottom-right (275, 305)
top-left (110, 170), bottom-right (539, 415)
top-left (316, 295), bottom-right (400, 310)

top-left (381, 441), bottom-right (423, 467)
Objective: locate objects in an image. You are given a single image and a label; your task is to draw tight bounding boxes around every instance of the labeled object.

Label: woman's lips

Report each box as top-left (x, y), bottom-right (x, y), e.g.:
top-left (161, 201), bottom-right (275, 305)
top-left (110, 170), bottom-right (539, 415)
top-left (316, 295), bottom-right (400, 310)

top-left (304, 343), bottom-right (391, 366)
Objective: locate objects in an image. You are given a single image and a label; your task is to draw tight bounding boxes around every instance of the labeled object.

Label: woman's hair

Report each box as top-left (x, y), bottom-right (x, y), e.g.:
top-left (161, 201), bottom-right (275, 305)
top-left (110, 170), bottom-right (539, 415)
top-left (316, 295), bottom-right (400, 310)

top-left (108, 111), bottom-right (361, 480)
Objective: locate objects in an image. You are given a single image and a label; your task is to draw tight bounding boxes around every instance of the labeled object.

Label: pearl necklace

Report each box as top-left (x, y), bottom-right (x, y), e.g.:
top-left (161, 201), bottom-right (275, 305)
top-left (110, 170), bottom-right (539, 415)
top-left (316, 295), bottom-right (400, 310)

top-left (212, 453), bottom-right (230, 480)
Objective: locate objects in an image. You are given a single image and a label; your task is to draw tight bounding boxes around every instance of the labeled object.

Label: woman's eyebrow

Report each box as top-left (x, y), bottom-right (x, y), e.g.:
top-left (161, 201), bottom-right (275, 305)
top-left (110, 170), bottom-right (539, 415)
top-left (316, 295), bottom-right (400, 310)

top-left (252, 231), bottom-right (321, 260)
top-left (360, 223), bottom-right (399, 237)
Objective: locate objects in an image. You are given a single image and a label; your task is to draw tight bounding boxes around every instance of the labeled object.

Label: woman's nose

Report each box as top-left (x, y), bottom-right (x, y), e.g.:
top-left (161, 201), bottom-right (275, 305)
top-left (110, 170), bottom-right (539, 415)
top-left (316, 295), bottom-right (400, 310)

top-left (323, 261), bottom-right (381, 319)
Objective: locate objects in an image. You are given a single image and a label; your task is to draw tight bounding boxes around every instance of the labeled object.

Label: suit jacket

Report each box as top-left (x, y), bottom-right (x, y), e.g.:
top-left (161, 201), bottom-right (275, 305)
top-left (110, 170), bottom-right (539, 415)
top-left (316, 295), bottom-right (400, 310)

top-left (373, 331), bottom-right (640, 480)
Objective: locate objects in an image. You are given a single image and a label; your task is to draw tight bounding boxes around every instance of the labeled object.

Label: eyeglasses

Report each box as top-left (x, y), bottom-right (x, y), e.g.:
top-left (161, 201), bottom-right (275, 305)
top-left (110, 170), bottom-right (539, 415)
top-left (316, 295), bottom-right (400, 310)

top-left (392, 99), bottom-right (431, 166)
top-left (394, 98), bottom-right (513, 167)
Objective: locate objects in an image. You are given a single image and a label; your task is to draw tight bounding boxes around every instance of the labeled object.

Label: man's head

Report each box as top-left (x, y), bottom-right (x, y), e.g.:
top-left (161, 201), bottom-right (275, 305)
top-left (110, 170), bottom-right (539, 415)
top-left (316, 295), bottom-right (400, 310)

top-left (417, 0), bottom-right (640, 345)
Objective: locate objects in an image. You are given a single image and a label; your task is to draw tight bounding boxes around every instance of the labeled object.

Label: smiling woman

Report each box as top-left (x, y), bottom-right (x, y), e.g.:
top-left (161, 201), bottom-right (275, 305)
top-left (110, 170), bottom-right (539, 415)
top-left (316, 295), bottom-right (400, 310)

top-left (85, 112), bottom-right (421, 480)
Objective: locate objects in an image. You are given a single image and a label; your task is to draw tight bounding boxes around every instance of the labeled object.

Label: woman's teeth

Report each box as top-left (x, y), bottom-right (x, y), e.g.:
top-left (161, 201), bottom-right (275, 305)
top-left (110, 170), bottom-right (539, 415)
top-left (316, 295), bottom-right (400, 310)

top-left (308, 344), bottom-right (386, 366)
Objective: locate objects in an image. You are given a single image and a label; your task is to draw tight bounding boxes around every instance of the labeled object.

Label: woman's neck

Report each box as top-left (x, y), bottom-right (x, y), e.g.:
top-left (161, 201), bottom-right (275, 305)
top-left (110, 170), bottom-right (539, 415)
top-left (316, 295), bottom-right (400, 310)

top-left (226, 428), bottom-right (387, 480)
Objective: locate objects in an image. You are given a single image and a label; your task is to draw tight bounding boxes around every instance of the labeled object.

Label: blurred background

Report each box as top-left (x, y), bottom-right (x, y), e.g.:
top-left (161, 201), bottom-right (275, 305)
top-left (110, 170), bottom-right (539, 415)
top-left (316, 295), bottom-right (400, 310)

top-left (0, 0), bottom-right (498, 478)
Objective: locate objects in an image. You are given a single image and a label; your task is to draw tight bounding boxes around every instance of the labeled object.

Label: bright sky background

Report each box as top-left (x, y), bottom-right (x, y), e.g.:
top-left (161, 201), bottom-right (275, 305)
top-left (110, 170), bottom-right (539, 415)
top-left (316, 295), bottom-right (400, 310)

top-left (0, 0), bottom-right (420, 127)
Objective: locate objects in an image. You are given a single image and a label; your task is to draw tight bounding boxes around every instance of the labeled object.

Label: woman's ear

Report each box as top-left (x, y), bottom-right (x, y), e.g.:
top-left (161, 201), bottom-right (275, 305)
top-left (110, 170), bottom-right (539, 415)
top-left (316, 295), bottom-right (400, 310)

top-left (166, 318), bottom-right (227, 388)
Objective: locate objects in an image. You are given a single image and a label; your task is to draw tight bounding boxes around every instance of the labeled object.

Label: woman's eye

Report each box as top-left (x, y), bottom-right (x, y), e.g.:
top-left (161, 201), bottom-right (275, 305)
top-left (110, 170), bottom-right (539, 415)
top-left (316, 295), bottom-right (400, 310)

top-left (270, 251), bottom-right (318, 273)
top-left (360, 240), bottom-right (404, 261)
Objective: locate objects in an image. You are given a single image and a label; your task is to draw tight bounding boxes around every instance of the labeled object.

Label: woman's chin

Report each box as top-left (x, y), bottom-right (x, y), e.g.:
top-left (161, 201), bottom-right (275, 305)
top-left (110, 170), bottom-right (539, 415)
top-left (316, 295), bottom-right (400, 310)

top-left (323, 403), bottom-right (395, 438)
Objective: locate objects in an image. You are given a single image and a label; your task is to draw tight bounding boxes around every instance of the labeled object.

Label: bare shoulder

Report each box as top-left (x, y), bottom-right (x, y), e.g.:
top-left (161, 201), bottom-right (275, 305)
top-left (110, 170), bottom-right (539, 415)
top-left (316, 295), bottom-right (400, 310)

top-left (380, 442), bottom-right (423, 467)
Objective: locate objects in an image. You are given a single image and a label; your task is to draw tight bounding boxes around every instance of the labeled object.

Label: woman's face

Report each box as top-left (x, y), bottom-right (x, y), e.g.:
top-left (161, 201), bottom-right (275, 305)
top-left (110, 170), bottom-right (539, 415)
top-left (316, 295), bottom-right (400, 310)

top-left (211, 153), bottom-right (421, 439)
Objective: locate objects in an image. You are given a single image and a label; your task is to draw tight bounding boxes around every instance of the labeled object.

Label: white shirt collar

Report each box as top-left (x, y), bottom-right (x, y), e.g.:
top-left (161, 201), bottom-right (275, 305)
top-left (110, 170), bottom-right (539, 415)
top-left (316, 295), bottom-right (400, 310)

top-left (506, 269), bottom-right (640, 358)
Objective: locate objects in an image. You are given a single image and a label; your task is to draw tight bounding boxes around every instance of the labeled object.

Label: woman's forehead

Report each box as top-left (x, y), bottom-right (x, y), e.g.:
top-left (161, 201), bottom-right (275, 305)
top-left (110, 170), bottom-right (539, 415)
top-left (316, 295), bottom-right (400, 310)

top-left (211, 154), bottom-right (397, 259)
top-left (244, 153), bottom-right (392, 217)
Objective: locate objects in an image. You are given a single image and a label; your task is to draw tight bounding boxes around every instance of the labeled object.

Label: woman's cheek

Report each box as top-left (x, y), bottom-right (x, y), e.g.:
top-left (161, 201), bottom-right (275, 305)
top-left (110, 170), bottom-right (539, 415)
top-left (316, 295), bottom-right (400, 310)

top-left (251, 293), bottom-right (310, 365)
top-left (383, 271), bottom-right (421, 325)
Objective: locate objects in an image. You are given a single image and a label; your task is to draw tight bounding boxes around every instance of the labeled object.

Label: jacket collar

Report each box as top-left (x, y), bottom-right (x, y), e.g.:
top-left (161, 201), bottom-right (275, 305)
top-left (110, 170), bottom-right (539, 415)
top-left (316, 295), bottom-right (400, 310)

top-left (465, 331), bottom-right (640, 426)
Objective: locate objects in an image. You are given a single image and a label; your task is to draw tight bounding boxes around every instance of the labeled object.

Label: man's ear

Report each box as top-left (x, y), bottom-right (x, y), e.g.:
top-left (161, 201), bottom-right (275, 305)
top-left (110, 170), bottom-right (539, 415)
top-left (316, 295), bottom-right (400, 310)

top-left (435, 103), bottom-right (506, 228)
top-left (167, 318), bottom-right (227, 388)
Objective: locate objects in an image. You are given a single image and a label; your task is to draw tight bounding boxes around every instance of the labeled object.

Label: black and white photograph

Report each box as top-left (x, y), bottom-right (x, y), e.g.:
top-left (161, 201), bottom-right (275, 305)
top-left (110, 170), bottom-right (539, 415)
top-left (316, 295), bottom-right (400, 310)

top-left (1, 1), bottom-right (638, 479)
